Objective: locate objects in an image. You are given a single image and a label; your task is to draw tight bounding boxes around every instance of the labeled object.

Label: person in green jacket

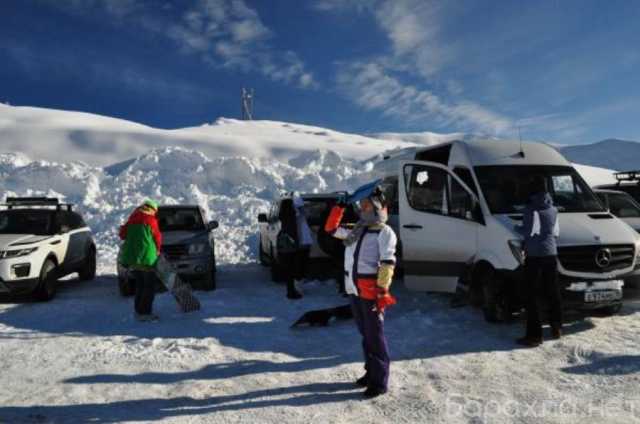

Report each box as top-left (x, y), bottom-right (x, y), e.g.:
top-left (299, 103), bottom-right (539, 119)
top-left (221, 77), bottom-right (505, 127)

top-left (119, 199), bottom-right (162, 321)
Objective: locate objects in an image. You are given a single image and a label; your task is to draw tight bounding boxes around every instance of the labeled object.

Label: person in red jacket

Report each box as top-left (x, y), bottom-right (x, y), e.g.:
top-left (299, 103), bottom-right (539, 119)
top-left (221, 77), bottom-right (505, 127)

top-left (119, 199), bottom-right (162, 321)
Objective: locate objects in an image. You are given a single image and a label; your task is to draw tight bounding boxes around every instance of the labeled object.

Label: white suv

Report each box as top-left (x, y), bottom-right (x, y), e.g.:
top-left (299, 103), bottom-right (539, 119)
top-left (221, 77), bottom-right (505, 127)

top-left (0, 197), bottom-right (96, 300)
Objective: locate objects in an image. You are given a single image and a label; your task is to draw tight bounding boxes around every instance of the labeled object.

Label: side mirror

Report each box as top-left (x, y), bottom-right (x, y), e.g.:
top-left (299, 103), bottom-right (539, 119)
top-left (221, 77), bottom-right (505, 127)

top-left (208, 221), bottom-right (219, 230)
top-left (258, 213), bottom-right (268, 223)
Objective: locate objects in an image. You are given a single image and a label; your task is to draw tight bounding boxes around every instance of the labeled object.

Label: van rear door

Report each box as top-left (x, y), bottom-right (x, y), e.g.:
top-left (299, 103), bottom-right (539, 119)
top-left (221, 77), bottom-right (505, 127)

top-left (399, 161), bottom-right (480, 292)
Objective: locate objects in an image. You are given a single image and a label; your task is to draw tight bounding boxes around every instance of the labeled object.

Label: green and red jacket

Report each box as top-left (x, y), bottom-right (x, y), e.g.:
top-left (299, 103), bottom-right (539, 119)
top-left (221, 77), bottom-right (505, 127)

top-left (119, 207), bottom-right (162, 269)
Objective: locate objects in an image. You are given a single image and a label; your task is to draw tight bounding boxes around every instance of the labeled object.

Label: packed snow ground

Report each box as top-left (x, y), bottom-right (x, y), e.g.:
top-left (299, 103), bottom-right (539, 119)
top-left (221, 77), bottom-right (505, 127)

top-left (1, 267), bottom-right (640, 423)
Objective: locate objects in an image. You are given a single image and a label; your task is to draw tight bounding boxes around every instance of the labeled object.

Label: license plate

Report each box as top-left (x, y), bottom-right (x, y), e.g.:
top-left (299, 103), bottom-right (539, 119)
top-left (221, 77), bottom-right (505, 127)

top-left (585, 290), bottom-right (621, 303)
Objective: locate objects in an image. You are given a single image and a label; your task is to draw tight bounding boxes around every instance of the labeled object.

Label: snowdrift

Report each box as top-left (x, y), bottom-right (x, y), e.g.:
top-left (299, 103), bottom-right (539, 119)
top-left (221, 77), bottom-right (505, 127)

top-left (0, 148), bottom-right (376, 272)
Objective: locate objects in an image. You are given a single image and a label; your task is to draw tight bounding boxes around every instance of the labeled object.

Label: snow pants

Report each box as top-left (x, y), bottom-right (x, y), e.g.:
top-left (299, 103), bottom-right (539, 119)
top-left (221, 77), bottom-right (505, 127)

top-left (132, 270), bottom-right (156, 315)
top-left (350, 295), bottom-right (390, 391)
top-left (524, 255), bottom-right (562, 339)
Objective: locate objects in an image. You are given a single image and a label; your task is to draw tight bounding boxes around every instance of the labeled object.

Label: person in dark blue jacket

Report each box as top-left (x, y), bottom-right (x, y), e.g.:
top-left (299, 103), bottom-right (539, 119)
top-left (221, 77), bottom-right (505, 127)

top-left (515, 175), bottom-right (562, 347)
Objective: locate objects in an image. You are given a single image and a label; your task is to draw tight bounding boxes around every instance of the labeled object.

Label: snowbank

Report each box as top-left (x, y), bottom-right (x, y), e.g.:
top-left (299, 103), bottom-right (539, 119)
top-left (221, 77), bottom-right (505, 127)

top-left (0, 148), bottom-right (375, 272)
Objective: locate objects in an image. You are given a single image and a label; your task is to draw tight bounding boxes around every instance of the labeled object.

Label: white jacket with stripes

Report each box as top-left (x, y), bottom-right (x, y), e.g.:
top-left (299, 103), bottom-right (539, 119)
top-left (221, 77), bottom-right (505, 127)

top-left (332, 225), bottom-right (397, 296)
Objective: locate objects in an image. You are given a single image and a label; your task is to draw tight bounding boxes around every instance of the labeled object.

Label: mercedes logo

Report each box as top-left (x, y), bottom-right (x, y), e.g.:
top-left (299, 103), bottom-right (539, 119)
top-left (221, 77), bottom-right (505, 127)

top-left (595, 248), bottom-right (612, 268)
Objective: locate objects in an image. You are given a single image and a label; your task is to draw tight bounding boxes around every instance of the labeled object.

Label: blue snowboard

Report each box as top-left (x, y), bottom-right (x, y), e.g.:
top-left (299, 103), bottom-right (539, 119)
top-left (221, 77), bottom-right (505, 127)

top-left (347, 179), bottom-right (382, 204)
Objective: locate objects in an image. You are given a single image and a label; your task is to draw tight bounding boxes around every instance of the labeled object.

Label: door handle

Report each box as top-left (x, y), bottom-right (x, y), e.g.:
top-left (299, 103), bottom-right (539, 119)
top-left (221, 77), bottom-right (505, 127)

top-left (403, 224), bottom-right (423, 229)
top-left (50, 240), bottom-right (61, 245)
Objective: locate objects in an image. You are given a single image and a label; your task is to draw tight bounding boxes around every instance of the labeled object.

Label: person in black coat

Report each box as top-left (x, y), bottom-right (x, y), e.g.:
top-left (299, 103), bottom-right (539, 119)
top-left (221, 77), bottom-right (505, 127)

top-left (278, 198), bottom-right (311, 299)
top-left (515, 176), bottom-right (562, 347)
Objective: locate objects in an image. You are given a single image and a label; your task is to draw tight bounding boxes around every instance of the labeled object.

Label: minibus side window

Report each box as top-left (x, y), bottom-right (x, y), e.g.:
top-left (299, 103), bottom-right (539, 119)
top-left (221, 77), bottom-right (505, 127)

top-left (453, 167), bottom-right (479, 196)
top-left (404, 166), bottom-right (448, 215)
top-left (449, 178), bottom-right (475, 220)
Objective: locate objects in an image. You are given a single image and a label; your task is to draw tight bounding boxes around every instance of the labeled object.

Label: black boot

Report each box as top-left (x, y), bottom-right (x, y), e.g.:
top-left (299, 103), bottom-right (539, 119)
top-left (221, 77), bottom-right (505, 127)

top-left (355, 374), bottom-right (368, 387)
top-left (363, 386), bottom-right (388, 398)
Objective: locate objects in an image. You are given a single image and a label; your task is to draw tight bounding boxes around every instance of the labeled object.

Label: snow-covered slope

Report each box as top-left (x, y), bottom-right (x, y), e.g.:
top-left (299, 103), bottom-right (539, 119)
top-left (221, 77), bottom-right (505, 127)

top-left (0, 148), bottom-right (377, 272)
top-left (368, 131), bottom-right (467, 147)
top-left (560, 139), bottom-right (640, 171)
top-left (0, 104), bottom-right (415, 166)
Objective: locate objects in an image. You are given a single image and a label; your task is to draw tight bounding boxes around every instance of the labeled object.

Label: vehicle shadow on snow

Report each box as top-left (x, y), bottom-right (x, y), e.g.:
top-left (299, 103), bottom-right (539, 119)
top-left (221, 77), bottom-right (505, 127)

top-left (561, 354), bottom-right (640, 376)
top-left (0, 381), bottom-right (364, 423)
top-left (64, 358), bottom-right (342, 385)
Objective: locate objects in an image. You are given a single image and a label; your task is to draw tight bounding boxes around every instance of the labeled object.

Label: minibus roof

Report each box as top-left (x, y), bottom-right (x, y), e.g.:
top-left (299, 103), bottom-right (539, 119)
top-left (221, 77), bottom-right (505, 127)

top-left (461, 139), bottom-right (570, 167)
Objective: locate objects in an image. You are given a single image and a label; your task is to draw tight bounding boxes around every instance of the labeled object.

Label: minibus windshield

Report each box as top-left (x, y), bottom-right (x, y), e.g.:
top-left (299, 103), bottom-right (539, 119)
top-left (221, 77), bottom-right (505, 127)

top-left (474, 165), bottom-right (605, 214)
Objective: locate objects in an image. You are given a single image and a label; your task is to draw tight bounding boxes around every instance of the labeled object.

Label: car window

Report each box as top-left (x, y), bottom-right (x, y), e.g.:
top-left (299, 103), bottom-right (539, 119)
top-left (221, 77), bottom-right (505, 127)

top-left (453, 167), bottom-right (478, 196)
top-left (157, 208), bottom-right (205, 231)
top-left (449, 177), bottom-right (474, 220)
top-left (404, 165), bottom-right (449, 215)
top-left (69, 212), bottom-right (86, 230)
top-left (608, 193), bottom-right (640, 218)
top-left (0, 210), bottom-right (55, 235)
top-left (302, 199), bottom-right (330, 226)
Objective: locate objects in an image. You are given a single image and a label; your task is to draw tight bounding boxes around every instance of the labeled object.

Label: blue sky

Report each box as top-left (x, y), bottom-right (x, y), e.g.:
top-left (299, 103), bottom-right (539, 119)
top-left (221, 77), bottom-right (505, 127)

top-left (1, 0), bottom-right (639, 144)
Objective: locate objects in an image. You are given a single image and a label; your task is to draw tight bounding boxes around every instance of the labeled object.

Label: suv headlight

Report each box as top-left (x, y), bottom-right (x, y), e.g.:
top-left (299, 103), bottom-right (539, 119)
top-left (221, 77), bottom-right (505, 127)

top-left (508, 240), bottom-right (526, 266)
top-left (0, 247), bottom-right (38, 259)
top-left (188, 243), bottom-right (207, 255)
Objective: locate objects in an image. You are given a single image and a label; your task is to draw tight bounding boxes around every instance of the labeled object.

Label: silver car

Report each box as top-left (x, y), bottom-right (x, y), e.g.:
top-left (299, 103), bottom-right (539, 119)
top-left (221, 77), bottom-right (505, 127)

top-left (595, 189), bottom-right (640, 286)
top-left (117, 205), bottom-right (219, 295)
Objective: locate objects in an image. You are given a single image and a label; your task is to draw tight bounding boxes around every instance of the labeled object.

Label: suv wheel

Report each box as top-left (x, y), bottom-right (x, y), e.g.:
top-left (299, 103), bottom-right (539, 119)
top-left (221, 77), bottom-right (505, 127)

top-left (78, 248), bottom-right (97, 281)
top-left (35, 259), bottom-right (57, 301)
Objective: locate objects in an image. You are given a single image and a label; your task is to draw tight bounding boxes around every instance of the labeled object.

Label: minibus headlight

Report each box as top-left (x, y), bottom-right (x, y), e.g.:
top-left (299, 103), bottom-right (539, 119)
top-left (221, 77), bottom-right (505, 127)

top-left (508, 240), bottom-right (526, 266)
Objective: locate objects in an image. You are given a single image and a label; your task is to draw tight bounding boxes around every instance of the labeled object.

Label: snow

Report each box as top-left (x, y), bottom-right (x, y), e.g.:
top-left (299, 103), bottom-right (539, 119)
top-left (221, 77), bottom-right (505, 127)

top-left (0, 105), bottom-right (638, 423)
top-left (1, 268), bottom-right (639, 423)
top-left (0, 104), bottom-right (417, 166)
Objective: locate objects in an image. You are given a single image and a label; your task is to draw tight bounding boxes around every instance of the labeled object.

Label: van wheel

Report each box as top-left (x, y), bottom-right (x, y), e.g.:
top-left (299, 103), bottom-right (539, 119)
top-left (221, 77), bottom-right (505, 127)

top-left (259, 236), bottom-right (269, 267)
top-left (479, 268), bottom-right (509, 323)
top-left (35, 259), bottom-right (57, 301)
top-left (79, 248), bottom-right (97, 281)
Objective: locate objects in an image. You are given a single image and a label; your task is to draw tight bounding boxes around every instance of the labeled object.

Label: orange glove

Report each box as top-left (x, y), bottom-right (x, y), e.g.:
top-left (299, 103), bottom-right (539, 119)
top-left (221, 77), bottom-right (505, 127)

top-left (376, 288), bottom-right (396, 313)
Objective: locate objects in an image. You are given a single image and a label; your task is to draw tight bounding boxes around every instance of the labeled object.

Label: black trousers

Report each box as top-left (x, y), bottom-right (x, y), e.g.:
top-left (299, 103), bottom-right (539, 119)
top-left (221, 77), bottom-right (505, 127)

top-left (280, 248), bottom-right (310, 294)
top-left (524, 256), bottom-right (562, 338)
top-left (132, 270), bottom-right (156, 315)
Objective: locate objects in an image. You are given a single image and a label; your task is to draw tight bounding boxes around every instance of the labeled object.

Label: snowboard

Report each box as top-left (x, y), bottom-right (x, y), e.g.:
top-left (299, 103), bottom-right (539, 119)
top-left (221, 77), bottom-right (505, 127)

top-left (155, 255), bottom-right (201, 313)
top-left (348, 179), bottom-right (382, 204)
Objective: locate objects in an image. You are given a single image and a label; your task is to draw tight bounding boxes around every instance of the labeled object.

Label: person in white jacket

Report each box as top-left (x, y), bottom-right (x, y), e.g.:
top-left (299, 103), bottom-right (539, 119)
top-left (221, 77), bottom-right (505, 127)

top-left (324, 187), bottom-right (397, 398)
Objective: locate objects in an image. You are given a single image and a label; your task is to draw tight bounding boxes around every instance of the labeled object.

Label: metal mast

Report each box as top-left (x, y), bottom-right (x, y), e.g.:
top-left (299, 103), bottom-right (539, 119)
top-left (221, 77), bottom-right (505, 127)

top-left (241, 87), bottom-right (254, 120)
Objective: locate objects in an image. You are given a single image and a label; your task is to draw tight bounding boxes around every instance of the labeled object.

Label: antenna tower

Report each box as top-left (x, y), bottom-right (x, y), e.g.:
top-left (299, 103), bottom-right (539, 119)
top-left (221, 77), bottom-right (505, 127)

top-left (241, 87), bottom-right (254, 120)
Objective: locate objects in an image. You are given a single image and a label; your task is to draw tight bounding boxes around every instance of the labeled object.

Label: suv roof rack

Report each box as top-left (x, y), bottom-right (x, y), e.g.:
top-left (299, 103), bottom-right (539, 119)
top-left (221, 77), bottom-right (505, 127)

top-left (2, 197), bottom-right (74, 211)
top-left (615, 170), bottom-right (640, 185)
